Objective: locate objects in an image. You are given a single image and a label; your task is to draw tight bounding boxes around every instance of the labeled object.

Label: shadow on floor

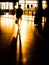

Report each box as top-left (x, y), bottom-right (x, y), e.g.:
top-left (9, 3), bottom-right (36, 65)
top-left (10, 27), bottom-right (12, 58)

top-left (8, 33), bottom-right (23, 65)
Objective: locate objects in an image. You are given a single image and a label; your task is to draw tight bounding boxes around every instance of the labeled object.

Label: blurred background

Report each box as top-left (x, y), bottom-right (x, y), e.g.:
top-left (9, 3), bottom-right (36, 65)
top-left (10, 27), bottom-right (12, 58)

top-left (0, 0), bottom-right (48, 65)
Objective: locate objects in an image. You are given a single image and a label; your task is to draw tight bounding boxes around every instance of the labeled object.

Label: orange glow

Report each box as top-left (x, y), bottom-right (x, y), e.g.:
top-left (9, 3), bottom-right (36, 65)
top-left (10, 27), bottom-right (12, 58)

top-left (20, 20), bottom-right (27, 46)
top-left (17, 35), bottom-right (20, 54)
top-left (20, 18), bottom-right (34, 52)
top-left (13, 24), bottom-right (18, 38)
top-left (42, 16), bottom-right (47, 29)
top-left (1, 12), bottom-right (35, 64)
top-left (23, 57), bottom-right (27, 63)
top-left (1, 14), bottom-right (15, 33)
top-left (0, 1), bottom-right (48, 64)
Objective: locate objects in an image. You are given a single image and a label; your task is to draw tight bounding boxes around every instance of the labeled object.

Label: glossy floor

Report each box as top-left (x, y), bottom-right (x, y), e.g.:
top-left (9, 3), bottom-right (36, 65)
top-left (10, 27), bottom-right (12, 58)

top-left (0, 14), bottom-right (47, 65)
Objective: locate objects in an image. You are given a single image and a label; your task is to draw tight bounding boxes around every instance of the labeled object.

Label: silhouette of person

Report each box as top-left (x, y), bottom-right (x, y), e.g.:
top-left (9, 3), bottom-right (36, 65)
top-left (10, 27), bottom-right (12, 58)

top-left (16, 5), bottom-right (23, 21)
top-left (16, 5), bottom-right (23, 32)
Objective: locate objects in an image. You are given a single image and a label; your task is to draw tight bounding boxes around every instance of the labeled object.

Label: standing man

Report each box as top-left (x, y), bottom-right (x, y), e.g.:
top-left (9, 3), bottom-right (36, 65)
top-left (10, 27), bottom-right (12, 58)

top-left (16, 5), bottom-right (23, 20)
top-left (15, 5), bottom-right (23, 33)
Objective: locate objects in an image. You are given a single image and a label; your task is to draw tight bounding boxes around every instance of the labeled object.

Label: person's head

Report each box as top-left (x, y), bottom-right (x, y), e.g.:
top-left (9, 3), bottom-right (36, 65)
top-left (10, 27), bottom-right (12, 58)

top-left (19, 5), bottom-right (21, 8)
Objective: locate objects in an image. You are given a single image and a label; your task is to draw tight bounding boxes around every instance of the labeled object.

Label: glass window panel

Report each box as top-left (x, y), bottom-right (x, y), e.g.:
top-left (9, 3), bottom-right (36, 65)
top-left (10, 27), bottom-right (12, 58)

top-left (5, 2), bottom-right (9, 9)
top-left (1, 2), bottom-right (5, 9)
top-left (9, 2), bottom-right (13, 9)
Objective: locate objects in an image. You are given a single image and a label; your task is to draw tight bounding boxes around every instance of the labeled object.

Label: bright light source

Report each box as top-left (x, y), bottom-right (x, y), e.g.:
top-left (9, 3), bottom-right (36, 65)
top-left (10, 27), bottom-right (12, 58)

top-left (6, 13), bottom-right (9, 15)
top-left (42, 1), bottom-right (48, 10)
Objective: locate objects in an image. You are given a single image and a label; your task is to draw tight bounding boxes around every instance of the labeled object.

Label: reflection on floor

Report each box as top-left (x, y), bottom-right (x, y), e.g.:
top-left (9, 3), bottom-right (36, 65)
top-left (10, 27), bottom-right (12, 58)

top-left (0, 14), bottom-right (47, 65)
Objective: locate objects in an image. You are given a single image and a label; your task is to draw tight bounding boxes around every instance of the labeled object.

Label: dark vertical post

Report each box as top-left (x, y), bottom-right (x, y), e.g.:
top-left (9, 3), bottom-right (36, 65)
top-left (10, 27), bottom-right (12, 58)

top-left (13, 2), bottom-right (16, 10)
top-left (46, 0), bottom-right (49, 23)
top-left (44, 0), bottom-right (49, 29)
top-left (38, 0), bottom-right (42, 24)
top-left (43, 0), bottom-right (49, 65)
top-left (34, 0), bottom-right (42, 25)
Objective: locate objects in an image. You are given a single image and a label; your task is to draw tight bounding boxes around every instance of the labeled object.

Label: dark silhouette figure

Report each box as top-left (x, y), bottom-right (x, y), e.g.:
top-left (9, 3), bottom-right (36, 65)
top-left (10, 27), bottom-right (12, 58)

top-left (34, 0), bottom-right (49, 65)
top-left (32, 5), bottom-right (34, 16)
top-left (0, 5), bottom-right (3, 15)
top-left (34, 0), bottom-right (42, 24)
top-left (34, 0), bottom-right (42, 34)
top-left (43, 1), bottom-right (49, 64)
top-left (8, 32), bottom-right (23, 65)
top-left (34, 1), bottom-right (47, 65)
top-left (42, 0), bottom-right (49, 36)
top-left (43, 0), bottom-right (49, 26)
top-left (16, 5), bottom-right (23, 20)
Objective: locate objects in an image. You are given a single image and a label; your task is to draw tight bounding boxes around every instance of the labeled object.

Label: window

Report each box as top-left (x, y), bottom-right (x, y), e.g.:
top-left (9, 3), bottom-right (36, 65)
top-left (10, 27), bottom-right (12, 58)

top-left (0, 2), bottom-right (13, 10)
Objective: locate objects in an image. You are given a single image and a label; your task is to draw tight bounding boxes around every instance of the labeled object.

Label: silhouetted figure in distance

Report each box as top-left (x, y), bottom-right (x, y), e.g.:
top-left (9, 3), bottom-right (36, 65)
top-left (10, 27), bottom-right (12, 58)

top-left (15, 5), bottom-right (23, 32)
top-left (34, 0), bottom-right (42, 34)
top-left (16, 5), bottom-right (23, 21)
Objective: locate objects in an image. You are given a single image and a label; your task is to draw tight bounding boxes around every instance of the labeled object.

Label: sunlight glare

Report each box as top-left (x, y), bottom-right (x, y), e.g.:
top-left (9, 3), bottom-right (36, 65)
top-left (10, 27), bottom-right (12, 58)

top-left (13, 24), bottom-right (18, 38)
top-left (1, 14), bottom-right (14, 33)
top-left (23, 57), bottom-right (27, 63)
top-left (5, 2), bottom-right (8, 9)
top-left (20, 20), bottom-right (27, 46)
